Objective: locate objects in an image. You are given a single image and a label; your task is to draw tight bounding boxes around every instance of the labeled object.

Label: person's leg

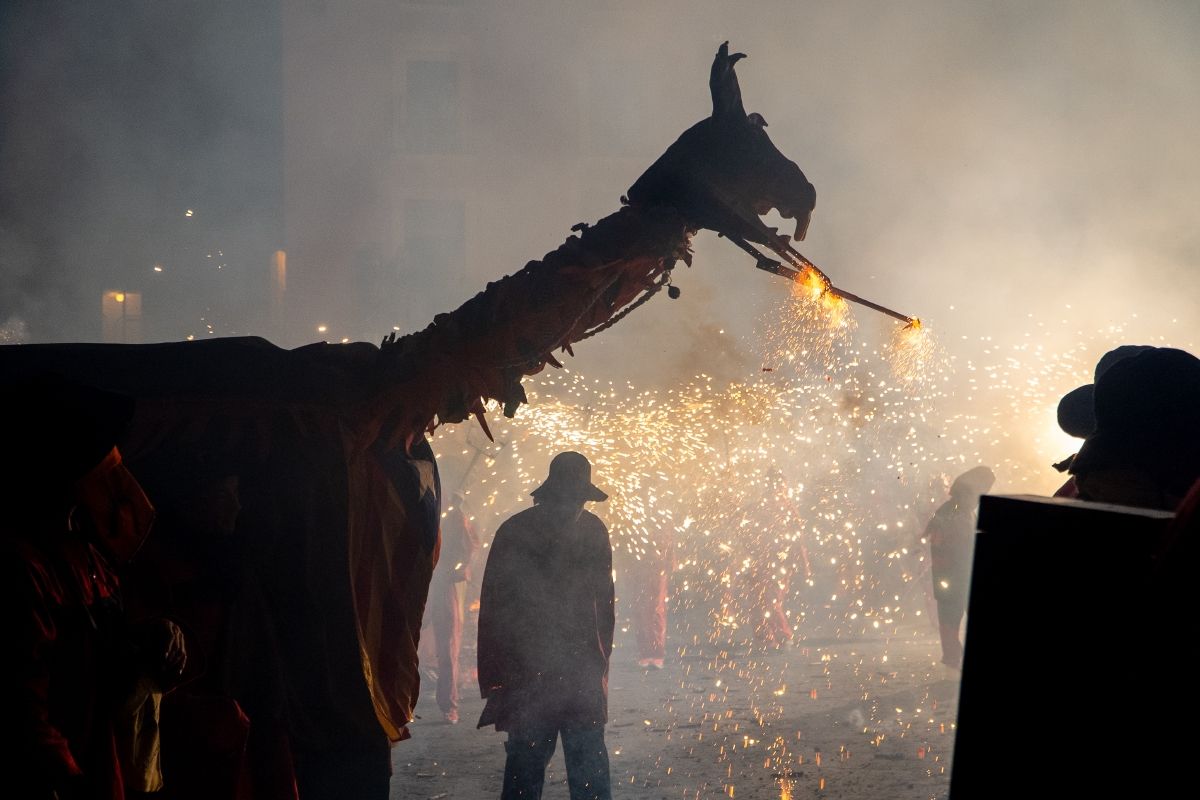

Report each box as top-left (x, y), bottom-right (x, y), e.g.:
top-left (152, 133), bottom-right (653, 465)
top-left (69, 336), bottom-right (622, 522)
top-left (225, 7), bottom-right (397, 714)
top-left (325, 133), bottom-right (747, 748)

top-left (653, 565), bottom-right (668, 649)
top-left (632, 558), bottom-right (670, 667)
top-left (560, 725), bottom-right (611, 800)
top-left (935, 597), bottom-right (965, 668)
top-left (432, 584), bottom-right (463, 720)
top-left (501, 724), bottom-right (557, 800)
top-left (771, 581), bottom-right (793, 643)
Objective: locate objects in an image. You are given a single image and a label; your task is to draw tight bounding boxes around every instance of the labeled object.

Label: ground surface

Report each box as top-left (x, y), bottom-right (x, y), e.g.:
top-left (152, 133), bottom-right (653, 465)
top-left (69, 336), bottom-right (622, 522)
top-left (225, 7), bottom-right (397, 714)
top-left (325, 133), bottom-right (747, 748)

top-left (390, 616), bottom-right (960, 800)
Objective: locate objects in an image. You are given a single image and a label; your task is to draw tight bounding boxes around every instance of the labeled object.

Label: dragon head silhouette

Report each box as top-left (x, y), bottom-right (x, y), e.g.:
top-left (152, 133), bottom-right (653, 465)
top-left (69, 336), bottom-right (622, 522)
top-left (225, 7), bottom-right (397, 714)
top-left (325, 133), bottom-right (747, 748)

top-left (626, 41), bottom-right (817, 249)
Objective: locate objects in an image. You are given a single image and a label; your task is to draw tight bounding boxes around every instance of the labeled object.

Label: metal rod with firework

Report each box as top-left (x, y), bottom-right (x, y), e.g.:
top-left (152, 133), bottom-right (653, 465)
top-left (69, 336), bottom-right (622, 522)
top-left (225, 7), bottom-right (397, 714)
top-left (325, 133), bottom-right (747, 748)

top-left (721, 233), bottom-right (920, 329)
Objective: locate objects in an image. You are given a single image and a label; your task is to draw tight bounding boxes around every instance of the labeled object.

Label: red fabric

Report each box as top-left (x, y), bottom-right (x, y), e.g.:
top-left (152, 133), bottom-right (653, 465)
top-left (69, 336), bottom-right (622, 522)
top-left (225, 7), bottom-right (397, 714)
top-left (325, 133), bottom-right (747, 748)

top-left (1, 523), bottom-right (128, 800)
top-left (1053, 476), bottom-right (1080, 498)
top-left (426, 507), bottom-right (480, 715)
top-left (74, 447), bottom-right (157, 564)
top-left (629, 539), bottom-right (673, 660)
top-left (476, 506), bottom-right (615, 731)
top-left (370, 206), bottom-right (692, 438)
top-left (632, 561), bottom-right (668, 660)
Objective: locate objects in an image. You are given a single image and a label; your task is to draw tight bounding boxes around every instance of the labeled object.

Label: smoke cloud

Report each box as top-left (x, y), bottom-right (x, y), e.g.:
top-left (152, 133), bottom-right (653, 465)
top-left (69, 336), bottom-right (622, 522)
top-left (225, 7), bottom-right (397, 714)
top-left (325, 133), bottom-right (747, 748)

top-left (2, 0), bottom-right (1197, 439)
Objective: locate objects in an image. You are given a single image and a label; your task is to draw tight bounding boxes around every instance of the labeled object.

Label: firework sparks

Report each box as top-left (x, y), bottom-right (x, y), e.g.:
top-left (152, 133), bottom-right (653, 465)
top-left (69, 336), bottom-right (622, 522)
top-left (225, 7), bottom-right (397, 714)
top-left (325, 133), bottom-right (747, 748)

top-left (428, 282), bottom-right (1193, 800)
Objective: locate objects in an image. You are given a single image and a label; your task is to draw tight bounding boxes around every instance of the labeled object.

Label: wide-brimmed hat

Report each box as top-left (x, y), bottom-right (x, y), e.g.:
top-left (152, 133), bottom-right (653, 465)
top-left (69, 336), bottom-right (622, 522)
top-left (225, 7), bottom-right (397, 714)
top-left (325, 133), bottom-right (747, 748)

top-left (1057, 345), bottom-right (1156, 439)
top-left (530, 451), bottom-right (608, 502)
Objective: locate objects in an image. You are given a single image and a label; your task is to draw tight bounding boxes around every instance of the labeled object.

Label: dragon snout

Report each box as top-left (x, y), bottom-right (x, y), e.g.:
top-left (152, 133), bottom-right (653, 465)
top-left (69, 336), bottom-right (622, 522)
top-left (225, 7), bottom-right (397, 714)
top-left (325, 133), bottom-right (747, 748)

top-left (777, 176), bottom-right (816, 241)
top-left (790, 207), bottom-right (812, 241)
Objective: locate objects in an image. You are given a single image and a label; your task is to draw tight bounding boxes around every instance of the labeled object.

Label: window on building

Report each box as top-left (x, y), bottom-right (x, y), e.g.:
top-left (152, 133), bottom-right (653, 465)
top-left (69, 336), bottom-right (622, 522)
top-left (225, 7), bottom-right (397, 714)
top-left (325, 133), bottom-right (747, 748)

top-left (101, 290), bottom-right (143, 343)
top-left (401, 60), bottom-right (461, 153)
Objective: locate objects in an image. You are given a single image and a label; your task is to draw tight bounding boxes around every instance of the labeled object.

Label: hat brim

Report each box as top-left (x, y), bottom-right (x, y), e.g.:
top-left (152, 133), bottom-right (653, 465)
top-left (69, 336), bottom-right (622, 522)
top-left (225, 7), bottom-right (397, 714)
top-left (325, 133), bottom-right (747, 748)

top-left (530, 480), bottom-right (608, 502)
top-left (1056, 384), bottom-right (1096, 439)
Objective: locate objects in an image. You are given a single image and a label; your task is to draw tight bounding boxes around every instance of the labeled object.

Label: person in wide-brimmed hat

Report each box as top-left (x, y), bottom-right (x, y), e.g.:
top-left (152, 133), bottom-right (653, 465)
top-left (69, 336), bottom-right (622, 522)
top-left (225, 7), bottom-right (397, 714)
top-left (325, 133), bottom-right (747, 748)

top-left (1051, 345), bottom-right (1156, 497)
top-left (529, 451), bottom-right (609, 503)
top-left (1056, 345), bottom-right (1157, 441)
top-left (476, 451), bottom-right (614, 799)
top-left (1070, 347), bottom-right (1200, 510)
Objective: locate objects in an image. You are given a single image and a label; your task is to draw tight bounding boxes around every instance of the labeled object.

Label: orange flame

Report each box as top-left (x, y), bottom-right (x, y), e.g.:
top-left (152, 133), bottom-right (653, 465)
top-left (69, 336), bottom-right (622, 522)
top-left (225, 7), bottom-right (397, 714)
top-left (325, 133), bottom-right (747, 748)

top-left (791, 266), bottom-right (829, 301)
top-left (887, 317), bottom-right (937, 385)
top-left (789, 267), bottom-right (850, 328)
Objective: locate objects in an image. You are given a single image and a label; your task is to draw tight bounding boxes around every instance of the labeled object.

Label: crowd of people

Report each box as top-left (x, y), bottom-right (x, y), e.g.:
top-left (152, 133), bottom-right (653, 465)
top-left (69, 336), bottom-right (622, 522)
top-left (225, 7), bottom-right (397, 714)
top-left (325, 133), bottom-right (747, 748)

top-left (6, 342), bottom-right (1200, 800)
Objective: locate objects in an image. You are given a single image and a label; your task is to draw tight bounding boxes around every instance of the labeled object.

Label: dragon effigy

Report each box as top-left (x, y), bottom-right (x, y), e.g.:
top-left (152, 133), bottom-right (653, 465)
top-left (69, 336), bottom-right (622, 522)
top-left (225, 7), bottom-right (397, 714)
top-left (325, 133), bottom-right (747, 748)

top-left (0, 42), bottom-right (830, 765)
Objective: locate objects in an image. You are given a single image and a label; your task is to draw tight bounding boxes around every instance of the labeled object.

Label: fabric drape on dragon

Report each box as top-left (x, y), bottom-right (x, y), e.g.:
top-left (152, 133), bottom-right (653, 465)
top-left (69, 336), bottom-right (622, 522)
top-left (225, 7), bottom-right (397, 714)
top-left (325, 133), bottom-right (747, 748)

top-left (0, 206), bottom-right (691, 744)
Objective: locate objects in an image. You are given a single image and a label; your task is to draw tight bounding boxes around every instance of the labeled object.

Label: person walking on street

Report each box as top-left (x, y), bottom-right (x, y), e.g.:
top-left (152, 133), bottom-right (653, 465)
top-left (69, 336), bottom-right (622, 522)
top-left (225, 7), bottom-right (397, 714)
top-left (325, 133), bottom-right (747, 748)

top-left (476, 452), bottom-right (614, 800)
top-left (427, 491), bottom-right (481, 724)
top-left (925, 466), bottom-right (995, 669)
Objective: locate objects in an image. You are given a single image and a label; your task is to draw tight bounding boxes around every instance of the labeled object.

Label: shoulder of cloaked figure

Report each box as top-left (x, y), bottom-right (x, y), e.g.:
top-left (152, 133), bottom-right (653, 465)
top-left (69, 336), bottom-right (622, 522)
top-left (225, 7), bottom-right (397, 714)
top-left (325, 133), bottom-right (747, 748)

top-left (493, 506), bottom-right (536, 538)
top-left (580, 509), bottom-right (611, 537)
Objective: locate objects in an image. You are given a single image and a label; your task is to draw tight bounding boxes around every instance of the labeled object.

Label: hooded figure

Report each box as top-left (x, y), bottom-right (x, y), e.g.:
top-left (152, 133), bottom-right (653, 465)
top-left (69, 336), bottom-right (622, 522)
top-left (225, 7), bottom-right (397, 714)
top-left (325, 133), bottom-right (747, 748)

top-left (925, 466), bottom-right (995, 669)
top-left (476, 451), bottom-right (614, 800)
